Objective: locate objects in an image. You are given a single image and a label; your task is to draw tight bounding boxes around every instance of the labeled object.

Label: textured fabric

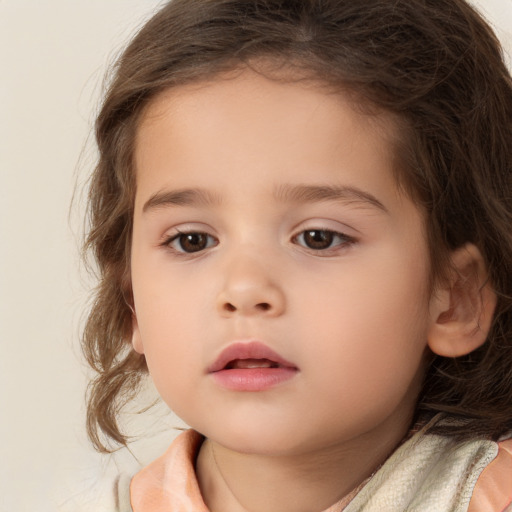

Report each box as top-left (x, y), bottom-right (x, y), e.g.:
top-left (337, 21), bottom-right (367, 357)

top-left (125, 429), bottom-right (511, 512)
top-left (344, 434), bottom-right (497, 512)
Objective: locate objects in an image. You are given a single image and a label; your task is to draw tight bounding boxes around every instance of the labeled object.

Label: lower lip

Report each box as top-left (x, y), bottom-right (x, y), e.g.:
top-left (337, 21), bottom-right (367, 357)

top-left (211, 367), bottom-right (297, 391)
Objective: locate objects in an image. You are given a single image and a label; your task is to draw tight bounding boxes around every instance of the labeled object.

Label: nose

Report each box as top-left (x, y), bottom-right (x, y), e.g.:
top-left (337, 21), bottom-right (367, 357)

top-left (216, 255), bottom-right (286, 318)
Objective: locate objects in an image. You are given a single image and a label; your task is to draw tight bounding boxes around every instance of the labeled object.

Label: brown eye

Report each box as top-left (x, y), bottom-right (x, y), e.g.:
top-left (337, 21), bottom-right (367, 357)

top-left (295, 229), bottom-right (352, 251)
top-left (168, 232), bottom-right (216, 253)
top-left (303, 230), bottom-right (334, 249)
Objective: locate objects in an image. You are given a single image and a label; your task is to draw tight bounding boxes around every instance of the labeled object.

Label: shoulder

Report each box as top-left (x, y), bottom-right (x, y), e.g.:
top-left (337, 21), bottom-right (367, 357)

top-left (55, 425), bottom-right (183, 512)
top-left (55, 428), bottom-right (197, 512)
top-left (467, 436), bottom-right (512, 512)
top-left (345, 428), bottom-right (512, 512)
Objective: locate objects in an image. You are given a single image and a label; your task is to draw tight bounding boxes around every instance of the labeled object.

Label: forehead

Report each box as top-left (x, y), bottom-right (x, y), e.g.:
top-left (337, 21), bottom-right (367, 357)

top-left (133, 69), bottom-right (406, 212)
top-left (137, 69), bottom-right (399, 149)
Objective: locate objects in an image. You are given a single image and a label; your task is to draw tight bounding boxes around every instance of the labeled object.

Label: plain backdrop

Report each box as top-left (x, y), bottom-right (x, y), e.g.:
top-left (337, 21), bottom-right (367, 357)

top-left (1, 1), bottom-right (511, 511)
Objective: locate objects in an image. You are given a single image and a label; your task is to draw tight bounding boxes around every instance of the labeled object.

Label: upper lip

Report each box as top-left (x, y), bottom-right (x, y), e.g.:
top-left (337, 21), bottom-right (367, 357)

top-left (208, 341), bottom-right (297, 373)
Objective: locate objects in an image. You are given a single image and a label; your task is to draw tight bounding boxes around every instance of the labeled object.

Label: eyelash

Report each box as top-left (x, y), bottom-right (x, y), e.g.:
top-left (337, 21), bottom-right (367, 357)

top-left (162, 228), bottom-right (355, 255)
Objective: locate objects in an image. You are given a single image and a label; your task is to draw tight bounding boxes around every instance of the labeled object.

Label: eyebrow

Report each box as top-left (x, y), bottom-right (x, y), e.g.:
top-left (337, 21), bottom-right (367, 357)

top-left (274, 183), bottom-right (388, 212)
top-left (142, 188), bottom-right (222, 212)
top-left (142, 183), bottom-right (388, 213)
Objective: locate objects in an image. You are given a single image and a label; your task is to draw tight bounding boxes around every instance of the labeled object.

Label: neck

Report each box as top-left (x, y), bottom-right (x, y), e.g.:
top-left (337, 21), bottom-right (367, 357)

top-left (196, 422), bottom-right (408, 512)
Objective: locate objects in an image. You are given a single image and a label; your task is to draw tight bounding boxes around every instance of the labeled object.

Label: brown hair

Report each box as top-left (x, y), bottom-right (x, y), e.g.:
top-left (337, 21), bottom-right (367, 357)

top-left (83, 0), bottom-right (512, 452)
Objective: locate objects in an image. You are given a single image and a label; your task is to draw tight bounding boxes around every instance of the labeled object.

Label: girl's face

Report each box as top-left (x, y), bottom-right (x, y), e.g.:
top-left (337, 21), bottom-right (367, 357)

top-left (131, 70), bottom-right (437, 457)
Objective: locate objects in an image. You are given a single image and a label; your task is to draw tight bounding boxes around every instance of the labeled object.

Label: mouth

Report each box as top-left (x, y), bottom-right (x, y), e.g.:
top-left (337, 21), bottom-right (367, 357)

top-left (208, 341), bottom-right (298, 391)
top-left (208, 341), bottom-right (297, 373)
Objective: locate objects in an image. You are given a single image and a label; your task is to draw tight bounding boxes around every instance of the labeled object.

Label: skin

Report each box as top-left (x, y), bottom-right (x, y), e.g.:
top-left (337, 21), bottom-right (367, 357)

top-left (130, 70), bottom-right (446, 512)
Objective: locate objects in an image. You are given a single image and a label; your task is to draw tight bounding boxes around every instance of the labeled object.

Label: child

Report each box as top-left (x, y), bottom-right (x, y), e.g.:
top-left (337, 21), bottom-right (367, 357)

top-left (82, 0), bottom-right (512, 510)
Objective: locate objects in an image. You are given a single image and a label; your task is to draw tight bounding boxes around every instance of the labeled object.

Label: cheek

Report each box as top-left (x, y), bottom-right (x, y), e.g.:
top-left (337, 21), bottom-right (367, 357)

top-left (131, 274), bottom-right (198, 379)
top-left (299, 301), bottom-right (429, 439)
top-left (131, 260), bottom-right (225, 398)
top-left (297, 250), bottom-right (431, 395)
top-left (132, 252), bottom-right (207, 335)
top-left (300, 249), bottom-right (430, 336)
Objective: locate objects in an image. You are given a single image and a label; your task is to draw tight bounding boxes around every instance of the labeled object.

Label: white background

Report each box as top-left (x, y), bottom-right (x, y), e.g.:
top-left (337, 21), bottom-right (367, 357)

top-left (1, 1), bottom-right (511, 510)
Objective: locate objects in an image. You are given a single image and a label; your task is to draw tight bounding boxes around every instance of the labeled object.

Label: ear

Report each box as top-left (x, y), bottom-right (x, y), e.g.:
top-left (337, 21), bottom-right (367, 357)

top-left (131, 310), bottom-right (145, 354)
top-left (427, 243), bottom-right (496, 358)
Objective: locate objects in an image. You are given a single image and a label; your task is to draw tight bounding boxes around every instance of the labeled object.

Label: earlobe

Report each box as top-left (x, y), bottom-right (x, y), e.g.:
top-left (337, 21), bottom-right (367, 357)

top-left (427, 244), bottom-right (496, 358)
top-left (131, 312), bottom-right (145, 354)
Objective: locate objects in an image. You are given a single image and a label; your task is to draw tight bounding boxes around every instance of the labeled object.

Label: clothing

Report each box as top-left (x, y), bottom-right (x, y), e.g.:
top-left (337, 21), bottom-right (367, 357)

top-left (118, 427), bottom-right (512, 512)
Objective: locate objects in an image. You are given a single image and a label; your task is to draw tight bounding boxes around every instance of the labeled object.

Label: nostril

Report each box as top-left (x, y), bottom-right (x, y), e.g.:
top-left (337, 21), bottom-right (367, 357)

top-left (223, 302), bottom-right (271, 313)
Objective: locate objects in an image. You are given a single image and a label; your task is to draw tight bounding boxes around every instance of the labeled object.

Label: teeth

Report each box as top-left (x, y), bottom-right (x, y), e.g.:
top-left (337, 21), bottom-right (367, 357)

top-left (228, 358), bottom-right (279, 369)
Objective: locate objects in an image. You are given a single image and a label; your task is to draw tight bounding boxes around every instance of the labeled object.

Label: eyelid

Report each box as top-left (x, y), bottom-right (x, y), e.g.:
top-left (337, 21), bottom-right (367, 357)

top-left (158, 222), bottom-right (215, 243)
top-left (290, 215), bottom-right (360, 235)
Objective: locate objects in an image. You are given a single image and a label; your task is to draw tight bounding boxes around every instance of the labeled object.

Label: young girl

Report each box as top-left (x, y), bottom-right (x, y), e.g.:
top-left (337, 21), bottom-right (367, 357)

top-left (81, 0), bottom-right (512, 510)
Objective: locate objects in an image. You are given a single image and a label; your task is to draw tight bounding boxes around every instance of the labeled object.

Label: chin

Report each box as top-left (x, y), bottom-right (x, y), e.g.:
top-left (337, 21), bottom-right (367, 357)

top-left (199, 419), bottom-right (314, 457)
